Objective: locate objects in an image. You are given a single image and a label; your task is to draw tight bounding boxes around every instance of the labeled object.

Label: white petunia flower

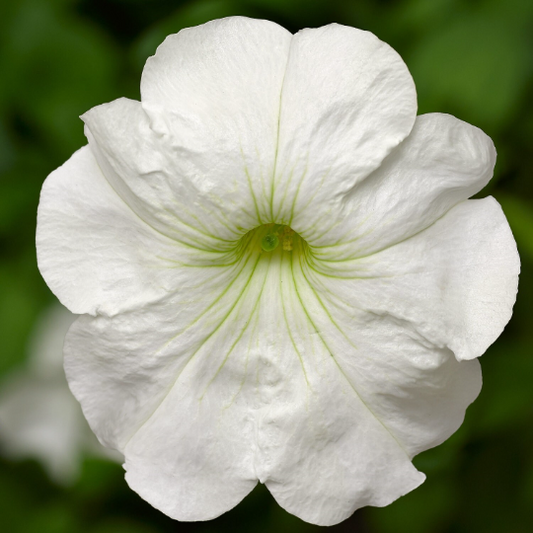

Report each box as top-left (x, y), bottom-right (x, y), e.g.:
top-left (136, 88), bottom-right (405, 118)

top-left (0, 305), bottom-right (121, 484)
top-left (36, 17), bottom-right (519, 526)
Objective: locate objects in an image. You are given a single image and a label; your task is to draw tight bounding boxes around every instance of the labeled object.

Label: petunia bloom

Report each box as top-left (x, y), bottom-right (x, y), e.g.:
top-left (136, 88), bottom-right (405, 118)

top-left (36, 17), bottom-right (519, 526)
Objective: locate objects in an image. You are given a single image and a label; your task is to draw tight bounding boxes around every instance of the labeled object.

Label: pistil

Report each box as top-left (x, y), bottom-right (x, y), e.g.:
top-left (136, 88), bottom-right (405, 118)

top-left (260, 224), bottom-right (295, 252)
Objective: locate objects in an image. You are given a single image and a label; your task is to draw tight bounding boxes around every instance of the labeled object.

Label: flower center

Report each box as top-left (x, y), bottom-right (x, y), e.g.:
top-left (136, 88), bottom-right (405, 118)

top-left (260, 224), bottom-right (295, 252)
top-left (224, 223), bottom-right (311, 273)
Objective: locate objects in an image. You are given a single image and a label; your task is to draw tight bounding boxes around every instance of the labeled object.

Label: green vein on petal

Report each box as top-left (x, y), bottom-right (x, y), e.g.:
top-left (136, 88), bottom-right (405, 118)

top-left (128, 220), bottom-right (403, 451)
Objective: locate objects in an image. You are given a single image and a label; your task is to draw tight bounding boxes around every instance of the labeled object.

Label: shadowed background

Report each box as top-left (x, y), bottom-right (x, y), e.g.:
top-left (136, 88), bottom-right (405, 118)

top-left (1, 0), bottom-right (532, 532)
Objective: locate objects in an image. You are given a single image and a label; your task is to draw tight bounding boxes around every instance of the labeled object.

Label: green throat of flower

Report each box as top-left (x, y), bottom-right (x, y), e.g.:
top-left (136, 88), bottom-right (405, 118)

top-left (259, 224), bottom-right (297, 253)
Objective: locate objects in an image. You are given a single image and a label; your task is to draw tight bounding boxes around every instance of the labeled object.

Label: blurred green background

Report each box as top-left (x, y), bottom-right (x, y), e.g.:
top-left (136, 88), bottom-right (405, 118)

top-left (1, 0), bottom-right (532, 532)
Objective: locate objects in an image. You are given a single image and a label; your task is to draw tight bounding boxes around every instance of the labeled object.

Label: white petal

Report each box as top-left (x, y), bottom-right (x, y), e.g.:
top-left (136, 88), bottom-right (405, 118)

top-left (82, 98), bottom-right (246, 247)
top-left (88, 21), bottom-right (416, 240)
top-left (140, 17), bottom-right (290, 123)
top-left (64, 236), bottom-right (277, 517)
top-left (312, 197), bottom-right (519, 363)
top-left (123, 346), bottom-right (259, 521)
top-left (271, 260), bottom-right (483, 460)
top-left (272, 24), bottom-right (417, 233)
top-left (259, 336), bottom-right (428, 526)
top-left (138, 17), bottom-right (292, 227)
top-left (65, 227), bottom-right (469, 524)
top-left (261, 241), bottom-right (480, 523)
top-left (66, 304), bottom-right (259, 519)
top-left (309, 113), bottom-right (497, 255)
top-left (63, 228), bottom-right (277, 453)
top-left (370, 198), bottom-right (519, 361)
top-left (37, 145), bottom-right (236, 316)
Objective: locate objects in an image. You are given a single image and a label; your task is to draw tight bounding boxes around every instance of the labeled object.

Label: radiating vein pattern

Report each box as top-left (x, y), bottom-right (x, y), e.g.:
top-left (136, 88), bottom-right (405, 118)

top-left (125, 222), bottom-right (415, 462)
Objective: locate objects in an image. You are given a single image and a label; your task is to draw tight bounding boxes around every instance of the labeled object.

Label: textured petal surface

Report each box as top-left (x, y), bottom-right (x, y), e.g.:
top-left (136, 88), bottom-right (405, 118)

top-left (137, 17), bottom-right (292, 232)
top-left (260, 240), bottom-right (480, 523)
top-left (37, 15), bottom-right (519, 528)
top-left (273, 24), bottom-right (417, 233)
top-left (65, 304), bottom-right (259, 520)
top-left (85, 21), bottom-right (416, 242)
top-left (36, 145), bottom-right (240, 316)
top-left (82, 98), bottom-right (246, 248)
top-left (65, 239), bottom-right (426, 524)
top-left (310, 198), bottom-right (519, 365)
top-left (64, 229), bottom-right (278, 519)
top-left (309, 113), bottom-right (497, 254)
top-left (64, 212), bottom-right (495, 523)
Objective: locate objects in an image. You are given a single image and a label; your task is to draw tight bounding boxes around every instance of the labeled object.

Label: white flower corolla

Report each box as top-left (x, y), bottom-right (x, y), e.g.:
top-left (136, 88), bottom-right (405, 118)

top-left (0, 305), bottom-right (121, 484)
top-left (36, 17), bottom-right (519, 526)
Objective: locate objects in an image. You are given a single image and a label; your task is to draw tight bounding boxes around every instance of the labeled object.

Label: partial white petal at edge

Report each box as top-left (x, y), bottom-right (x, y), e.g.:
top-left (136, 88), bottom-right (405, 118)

top-left (351, 197), bottom-right (520, 362)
